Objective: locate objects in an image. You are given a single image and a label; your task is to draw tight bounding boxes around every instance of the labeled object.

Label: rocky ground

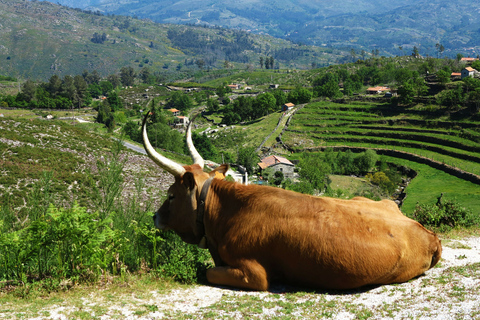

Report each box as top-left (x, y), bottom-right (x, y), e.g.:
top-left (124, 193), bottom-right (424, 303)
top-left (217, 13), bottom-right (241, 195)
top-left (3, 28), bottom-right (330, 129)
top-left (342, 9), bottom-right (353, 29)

top-left (1, 236), bottom-right (478, 319)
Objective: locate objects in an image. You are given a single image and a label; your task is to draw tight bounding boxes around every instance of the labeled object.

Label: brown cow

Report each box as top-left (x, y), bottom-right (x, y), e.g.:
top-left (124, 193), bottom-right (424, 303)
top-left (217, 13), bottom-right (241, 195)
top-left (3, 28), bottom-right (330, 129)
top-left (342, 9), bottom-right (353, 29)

top-left (143, 114), bottom-right (442, 291)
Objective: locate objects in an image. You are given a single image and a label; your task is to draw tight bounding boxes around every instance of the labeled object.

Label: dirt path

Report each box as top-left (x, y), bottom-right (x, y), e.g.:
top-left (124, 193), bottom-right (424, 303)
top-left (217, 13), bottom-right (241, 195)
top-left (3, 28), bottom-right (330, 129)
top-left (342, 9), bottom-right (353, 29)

top-left (3, 236), bottom-right (478, 319)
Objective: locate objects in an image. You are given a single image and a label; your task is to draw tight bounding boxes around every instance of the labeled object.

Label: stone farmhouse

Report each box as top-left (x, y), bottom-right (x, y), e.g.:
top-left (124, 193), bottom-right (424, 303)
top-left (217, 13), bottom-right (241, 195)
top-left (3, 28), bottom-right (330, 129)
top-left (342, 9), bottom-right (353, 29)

top-left (258, 155), bottom-right (295, 179)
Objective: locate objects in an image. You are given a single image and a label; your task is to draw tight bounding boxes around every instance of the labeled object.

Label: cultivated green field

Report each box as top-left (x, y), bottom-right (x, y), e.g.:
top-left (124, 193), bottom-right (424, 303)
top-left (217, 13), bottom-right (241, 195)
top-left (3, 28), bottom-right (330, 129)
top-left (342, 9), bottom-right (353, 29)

top-left (282, 100), bottom-right (480, 215)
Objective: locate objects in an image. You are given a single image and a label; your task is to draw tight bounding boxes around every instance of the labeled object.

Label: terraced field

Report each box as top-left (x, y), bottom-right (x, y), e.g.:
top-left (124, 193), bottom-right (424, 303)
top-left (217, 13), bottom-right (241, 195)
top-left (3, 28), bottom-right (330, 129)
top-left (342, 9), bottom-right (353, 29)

top-left (282, 101), bottom-right (480, 213)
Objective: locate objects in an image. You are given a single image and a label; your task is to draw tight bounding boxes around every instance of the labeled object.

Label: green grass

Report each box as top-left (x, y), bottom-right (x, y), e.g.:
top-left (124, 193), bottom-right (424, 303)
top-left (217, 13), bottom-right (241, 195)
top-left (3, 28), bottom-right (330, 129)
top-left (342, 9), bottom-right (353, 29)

top-left (382, 156), bottom-right (480, 215)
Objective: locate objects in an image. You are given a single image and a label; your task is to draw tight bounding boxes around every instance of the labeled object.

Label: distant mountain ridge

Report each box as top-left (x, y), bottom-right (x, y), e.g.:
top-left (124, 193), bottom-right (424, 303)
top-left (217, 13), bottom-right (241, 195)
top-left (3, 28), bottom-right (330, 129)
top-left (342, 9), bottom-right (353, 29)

top-left (49, 0), bottom-right (480, 57)
top-left (0, 0), bottom-right (341, 80)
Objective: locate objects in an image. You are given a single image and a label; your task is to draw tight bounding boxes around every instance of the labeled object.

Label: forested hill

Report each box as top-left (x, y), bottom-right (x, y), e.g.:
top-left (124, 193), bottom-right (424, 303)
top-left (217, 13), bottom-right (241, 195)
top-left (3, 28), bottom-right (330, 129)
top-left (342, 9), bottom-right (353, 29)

top-left (0, 0), bottom-right (341, 81)
top-left (49, 0), bottom-right (480, 58)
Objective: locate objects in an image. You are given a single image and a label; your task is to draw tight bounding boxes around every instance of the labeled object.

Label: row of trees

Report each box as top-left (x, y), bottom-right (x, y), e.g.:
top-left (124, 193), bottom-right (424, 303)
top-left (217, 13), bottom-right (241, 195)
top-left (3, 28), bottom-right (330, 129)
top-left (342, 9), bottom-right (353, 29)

top-left (0, 68), bottom-right (136, 110)
top-left (259, 56), bottom-right (275, 69)
top-left (218, 86), bottom-right (312, 125)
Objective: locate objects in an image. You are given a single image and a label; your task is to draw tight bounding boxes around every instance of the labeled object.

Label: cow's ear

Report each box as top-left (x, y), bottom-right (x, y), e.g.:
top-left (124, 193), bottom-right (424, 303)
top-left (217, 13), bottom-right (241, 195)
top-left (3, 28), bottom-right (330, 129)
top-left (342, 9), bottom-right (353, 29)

top-left (182, 172), bottom-right (196, 190)
top-left (210, 164), bottom-right (229, 179)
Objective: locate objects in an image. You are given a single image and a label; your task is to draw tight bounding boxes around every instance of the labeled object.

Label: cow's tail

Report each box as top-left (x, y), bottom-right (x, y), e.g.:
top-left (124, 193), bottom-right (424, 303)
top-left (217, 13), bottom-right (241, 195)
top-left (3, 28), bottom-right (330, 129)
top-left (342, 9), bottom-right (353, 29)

top-left (430, 236), bottom-right (442, 269)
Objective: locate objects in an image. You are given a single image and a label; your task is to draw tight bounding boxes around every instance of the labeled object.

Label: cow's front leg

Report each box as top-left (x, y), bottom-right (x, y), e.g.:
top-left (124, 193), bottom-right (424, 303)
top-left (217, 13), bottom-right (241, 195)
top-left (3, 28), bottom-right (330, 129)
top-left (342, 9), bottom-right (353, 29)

top-left (206, 261), bottom-right (269, 291)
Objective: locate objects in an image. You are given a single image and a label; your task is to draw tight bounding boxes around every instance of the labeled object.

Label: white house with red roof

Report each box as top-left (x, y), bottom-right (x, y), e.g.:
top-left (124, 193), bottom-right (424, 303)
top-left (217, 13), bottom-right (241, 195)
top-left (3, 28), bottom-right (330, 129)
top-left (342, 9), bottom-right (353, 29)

top-left (461, 67), bottom-right (478, 79)
top-left (366, 86), bottom-right (390, 94)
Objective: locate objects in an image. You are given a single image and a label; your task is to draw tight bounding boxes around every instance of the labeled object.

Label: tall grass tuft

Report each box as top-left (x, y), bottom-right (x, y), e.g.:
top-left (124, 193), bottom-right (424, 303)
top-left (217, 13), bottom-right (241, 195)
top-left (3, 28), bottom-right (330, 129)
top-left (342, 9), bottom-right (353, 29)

top-left (0, 139), bottom-right (211, 293)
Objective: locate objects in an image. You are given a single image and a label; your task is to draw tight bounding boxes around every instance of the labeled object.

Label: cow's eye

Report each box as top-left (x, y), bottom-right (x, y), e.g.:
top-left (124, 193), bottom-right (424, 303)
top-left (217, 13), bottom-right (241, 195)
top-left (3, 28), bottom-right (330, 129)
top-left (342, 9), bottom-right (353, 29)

top-left (168, 194), bottom-right (175, 201)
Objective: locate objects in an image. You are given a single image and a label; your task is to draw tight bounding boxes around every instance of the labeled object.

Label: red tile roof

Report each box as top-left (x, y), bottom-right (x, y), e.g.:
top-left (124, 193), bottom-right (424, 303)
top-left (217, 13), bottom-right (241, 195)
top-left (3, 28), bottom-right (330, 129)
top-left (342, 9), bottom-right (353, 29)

top-left (258, 155), bottom-right (294, 170)
top-left (367, 86), bottom-right (389, 92)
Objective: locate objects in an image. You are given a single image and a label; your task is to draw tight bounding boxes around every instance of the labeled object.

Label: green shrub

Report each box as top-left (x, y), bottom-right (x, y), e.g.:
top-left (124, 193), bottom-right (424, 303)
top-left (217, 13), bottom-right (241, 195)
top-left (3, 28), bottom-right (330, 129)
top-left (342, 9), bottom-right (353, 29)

top-left (412, 198), bottom-right (479, 231)
top-left (156, 231), bottom-right (212, 284)
top-left (366, 172), bottom-right (395, 194)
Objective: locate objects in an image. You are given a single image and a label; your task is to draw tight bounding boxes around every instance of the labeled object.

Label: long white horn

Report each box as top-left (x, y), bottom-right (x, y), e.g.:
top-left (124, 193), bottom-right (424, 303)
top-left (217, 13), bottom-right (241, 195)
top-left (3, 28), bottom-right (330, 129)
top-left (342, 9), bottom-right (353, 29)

top-left (142, 112), bottom-right (186, 177)
top-left (186, 113), bottom-right (204, 169)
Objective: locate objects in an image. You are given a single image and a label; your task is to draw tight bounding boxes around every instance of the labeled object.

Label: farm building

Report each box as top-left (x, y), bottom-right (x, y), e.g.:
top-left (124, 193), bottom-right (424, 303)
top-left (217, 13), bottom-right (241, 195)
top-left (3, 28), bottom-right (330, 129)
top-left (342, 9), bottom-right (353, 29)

top-left (366, 86), bottom-right (390, 94)
top-left (281, 102), bottom-right (295, 112)
top-left (258, 155), bottom-right (295, 179)
top-left (461, 67), bottom-right (478, 79)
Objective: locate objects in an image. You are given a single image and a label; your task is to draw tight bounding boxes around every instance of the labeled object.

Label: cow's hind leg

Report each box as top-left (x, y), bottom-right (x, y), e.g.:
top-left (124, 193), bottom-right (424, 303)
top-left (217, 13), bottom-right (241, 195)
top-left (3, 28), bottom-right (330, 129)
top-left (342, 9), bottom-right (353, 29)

top-left (206, 261), bottom-right (269, 291)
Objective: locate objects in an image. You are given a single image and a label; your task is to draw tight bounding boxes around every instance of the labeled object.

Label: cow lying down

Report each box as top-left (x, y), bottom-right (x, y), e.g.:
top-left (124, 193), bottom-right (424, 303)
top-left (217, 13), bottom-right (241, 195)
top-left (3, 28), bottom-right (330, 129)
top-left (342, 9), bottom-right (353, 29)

top-left (142, 114), bottom-right (442, 291)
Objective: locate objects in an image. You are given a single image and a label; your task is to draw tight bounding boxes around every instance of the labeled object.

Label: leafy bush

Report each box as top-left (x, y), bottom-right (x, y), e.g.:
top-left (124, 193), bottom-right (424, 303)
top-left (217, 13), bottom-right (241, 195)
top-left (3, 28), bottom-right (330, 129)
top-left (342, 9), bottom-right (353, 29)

top-left (157, 231), bottom-right (212, 284)
top-left (412, 197), bottom-right (479, 231)
top-left (0, 203), bottom-right (115, 282)
top-left (365, 172), bottom-right (395, 194)
top-left (0, 141), bottom-right (213, 291)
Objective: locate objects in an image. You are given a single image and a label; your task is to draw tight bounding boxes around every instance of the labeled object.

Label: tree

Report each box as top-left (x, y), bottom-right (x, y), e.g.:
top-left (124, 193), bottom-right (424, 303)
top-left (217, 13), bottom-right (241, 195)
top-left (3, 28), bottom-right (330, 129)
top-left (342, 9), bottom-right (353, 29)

top-left (233, 96), bottom-right (254, 121)
top-left (91, 32), bottom-right (107, 44)
top-left (96, 103), bottom-right (115, 131)
top-left (222, 109), bottom-right (241, 125)
top-left (207, 98), bottom-right (220, 112)
top-left (122, 120), bottom-right (140, 141)
top-left (107, 74), bottom-right (122, 88)
top-left (353, 150), bottom-right (378, 175)
top-left (107, 91), bottom-right (123, 111)
top-left (313, 73), bottom-right (340, 97)
top-left (216, 85), bottom-right (231, 98)
top-left (254, 92), bottom-right (276, 116)
top-left (139, 67), bottom-right (153, 84)
top-left (61, 75), bottom-right (76, 102)
top-left (195, 59), bottom-right (205, 70)
top-left (471, 60), bottom-right (480, 70)
top-left (88, 83), bottom-right (102, 98)
top-left (436, 86), bottom-right (464, 110)
top-left (397, 80), bottom-right (416, 105)
top-left (83, 70), bottom-right (101, 85)
top-left (466, 88), bottom-right (480, 114)
top-left (236, 147), bottom-right (259, 174)
top-left (99, 81), bottom-right (114, 95)
top-left (288, 87), bottom-right (312, 104)
top-left (335, 150), bottom-right (356, 175)
top-left (273, 171), bottom-right (284, 186)
top-left (271, 89), bottom-right (287, 106)
top-left (269, 57), bottom-right (275, 69)
top-left (148, 122), bottom-right (184, 153)
top-left (120, 67), bottom-right (136, 86)
top-left (20, 79), bottom-right (37, 102)
top-left (317, 80), bottom-right (341, 99)
top-left (46, 74), bottom-right (62, 97)
top-left (166, 91), bottom-right (193, 111)
top-left (298, 154), bottom-right (331, 191)
top-left (412, 46), bottom-right (420, 58)
top-left (73, 75), bottom-right (88, 107)
top-left (259, 57), bottom-right (264, 69)
top-left (436, 70), bottom-right (450, 86)
top-left (350, 49), bottom-right (357, 62)
top-left (189, 132), bottom-right (219, 162)
top-left (462, 77), bottom-right (480, 94)
top-left (343, 76), bottom-right (362, 96)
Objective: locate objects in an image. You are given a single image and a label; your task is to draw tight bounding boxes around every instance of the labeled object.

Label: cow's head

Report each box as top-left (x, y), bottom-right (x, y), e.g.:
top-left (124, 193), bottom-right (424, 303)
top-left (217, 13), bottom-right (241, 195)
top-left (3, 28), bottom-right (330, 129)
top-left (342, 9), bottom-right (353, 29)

top-left (142, 112), bottom-right (228, 244)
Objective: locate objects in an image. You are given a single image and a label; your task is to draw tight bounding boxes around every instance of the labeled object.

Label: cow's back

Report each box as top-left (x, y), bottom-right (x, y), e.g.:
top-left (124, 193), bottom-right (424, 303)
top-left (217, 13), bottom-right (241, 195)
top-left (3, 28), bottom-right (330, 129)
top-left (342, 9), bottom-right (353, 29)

top-left (206, 182), bottom-right (441, 290)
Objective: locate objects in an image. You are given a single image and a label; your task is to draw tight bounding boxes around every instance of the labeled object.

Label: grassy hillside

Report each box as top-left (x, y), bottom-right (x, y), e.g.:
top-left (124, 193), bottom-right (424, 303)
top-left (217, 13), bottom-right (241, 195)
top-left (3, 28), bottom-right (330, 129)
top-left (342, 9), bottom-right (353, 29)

top-left (0, 116), bottom-right (172, 211)
top-left (50, 0), bottom-right (480, 58)
top-left (0, 0), bottom-right (342, 81)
